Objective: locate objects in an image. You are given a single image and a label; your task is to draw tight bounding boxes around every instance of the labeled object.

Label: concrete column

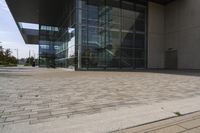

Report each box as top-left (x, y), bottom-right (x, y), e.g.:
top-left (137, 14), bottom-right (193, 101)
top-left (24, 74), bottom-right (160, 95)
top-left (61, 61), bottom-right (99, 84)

top-left (148, 2), bottom-right (165, 69)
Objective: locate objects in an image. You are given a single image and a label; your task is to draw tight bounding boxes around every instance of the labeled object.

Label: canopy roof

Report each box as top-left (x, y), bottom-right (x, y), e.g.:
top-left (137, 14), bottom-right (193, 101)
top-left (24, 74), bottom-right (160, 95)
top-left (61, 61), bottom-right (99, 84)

top-left (6, 0), bottom-right (175, 44)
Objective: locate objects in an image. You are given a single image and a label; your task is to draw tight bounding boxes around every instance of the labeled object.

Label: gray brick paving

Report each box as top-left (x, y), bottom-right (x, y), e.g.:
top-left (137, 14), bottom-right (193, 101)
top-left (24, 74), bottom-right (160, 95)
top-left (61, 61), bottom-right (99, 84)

top-left (1, 67), bottom-right (200, 126)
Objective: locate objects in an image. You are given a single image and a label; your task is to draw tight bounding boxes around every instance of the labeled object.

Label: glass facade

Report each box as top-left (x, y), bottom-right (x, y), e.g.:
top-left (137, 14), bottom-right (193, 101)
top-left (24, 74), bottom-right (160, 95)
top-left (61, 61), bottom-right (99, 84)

top-left (39, 0), bottom-right (147, 70)
top-left (54, 4), bottom-right (76, 69)
top-left (39, 0), bottom-right (76, 68)
top-left (39, 25), bottom-right (57, 67)
top-left (76, 0), bottom-right (147, 70)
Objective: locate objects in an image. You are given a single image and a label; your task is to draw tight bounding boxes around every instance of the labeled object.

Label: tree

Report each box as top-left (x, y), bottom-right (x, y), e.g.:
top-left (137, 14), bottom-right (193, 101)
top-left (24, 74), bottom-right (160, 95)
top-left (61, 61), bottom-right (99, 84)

top-left (4, 49), bottom-right (12, 64)
top-left (0, 48), bottom-right (4, 64)
top-left (25, 57), bottom-right (34, 66)
top-left (0, 47), bottom-right (17, 66)
top-left (4, 49), bottom-right (11, 57)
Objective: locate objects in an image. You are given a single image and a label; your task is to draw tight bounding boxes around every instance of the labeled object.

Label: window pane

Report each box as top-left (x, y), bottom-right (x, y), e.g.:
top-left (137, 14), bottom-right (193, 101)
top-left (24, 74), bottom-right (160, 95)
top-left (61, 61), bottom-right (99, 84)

top-left (135, 19), bottom-right (145, 32)
top-left (135, 49), bottom-right (144, 59)
top-left (106, 58), bottom-right (120, 68)
top-left (122, 18), bottom-right (135, 31)
top-left (135, 59), bottom-right (145, 68)
top-left (135, 34), bottom-right (145, 49)
top-left (122, 0), bottom-right (134, 18)
top-left (121, 48), bottom-right (134, 58)
top-left (106, 30), bottom-right (121, 49)
top-left (121, 58), bottom-right (133, 68)
top-left (107, 0), bottom-right (120, 17)
top-left (121, 32), bottom-right (134, 48)
top-left (106, 48), bottom-right (121, 58)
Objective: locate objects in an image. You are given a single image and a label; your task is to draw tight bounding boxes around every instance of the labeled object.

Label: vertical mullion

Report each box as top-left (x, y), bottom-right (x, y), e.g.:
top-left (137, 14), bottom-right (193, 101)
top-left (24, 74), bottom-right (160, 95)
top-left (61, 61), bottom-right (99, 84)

top-left (39, 25), bottom-right (41, 67)
top-left (133, 1), bottom-right (136, 69)
top-left (120, 0), bottom-right (122, 69)
top-left (145, 1), bottom-right (148, 69)
top-left (104, 0), bottom-right (107, 70)
top-left (86, 0), bottom-right (89, 70)
top-left (75, 0), bottom-right (78, 70)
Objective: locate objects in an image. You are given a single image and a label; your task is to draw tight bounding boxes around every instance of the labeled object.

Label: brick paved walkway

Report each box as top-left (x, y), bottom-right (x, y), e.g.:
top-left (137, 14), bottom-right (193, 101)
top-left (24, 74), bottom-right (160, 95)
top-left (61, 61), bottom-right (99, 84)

top-left (116, 111), bottom-right (200, 133)
top-left (0, 67), bottom-right (200, 128)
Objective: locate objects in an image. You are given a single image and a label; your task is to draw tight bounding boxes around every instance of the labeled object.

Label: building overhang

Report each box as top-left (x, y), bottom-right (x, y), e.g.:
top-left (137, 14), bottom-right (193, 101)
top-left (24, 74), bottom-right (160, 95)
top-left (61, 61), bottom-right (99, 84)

top-left (5, 0), bottom-right (67, 44)
top-left (5, 0), bottom-right (39, 44)
top-left (6, 0), bottom-right (175, 44)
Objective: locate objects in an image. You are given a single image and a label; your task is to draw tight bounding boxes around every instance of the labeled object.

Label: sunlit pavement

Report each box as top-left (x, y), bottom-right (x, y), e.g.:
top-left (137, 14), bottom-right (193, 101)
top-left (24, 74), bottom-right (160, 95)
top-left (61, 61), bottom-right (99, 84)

top-left (0, 67), bottom-right (200, 133)
top-left (116, 111), bottom-right (200, 133)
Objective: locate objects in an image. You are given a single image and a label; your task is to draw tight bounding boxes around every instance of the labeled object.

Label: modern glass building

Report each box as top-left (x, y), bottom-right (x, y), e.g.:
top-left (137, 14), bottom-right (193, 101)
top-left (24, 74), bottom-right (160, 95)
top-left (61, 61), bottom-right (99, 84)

top-left (7, 0), bottom-right (200, 70)
top-left (76, 0), bottom-right (147, 70)
top-left (39, 0), bottom-right (148, 70)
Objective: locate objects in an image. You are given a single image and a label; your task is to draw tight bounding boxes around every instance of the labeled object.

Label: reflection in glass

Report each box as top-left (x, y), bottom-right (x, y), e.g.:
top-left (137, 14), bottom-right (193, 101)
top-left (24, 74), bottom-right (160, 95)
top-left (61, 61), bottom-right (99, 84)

top-left (76, 0), bottom-right (147, 70)
top-left (38, 0), bottom-right (147, 70)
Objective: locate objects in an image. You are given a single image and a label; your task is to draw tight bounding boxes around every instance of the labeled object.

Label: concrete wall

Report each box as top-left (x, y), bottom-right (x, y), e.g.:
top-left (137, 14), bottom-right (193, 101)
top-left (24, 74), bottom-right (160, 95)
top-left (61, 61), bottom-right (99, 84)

top-left (165, 0), bottom-right (200, 69)
top-left (148, 0), bottom-right (200, 69)
top-left (148, 2), bottom-right (165, 69)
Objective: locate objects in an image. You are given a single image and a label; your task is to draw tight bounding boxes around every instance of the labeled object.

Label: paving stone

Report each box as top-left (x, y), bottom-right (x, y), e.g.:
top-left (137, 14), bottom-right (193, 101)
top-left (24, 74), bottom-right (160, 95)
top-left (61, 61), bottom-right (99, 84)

top-left (37, 109), bottom-right (51, 114)
top-left (51, 108), bottom-right (69, 116)
top-left (30, 112), bottom-right (51, 119)
top-left (0, 118), bottom-right (5, 123)
top-left (9, 109), bottom-right (32, 116)
top-left (178, 118), bottom-right (200, 129)
top-left (116, 112), bottom-right (200, 133)
top-left (1, 67), bottom-right (200, 126)
top-left (147, 125), bottom-right (186, 133)
top-left (13, 118), bottom-right (34, 124)
top-left (0, 110), bottom-right (3, 114)
top-left (182, 129), bottom-right (200, 133)
top-left (29, 117), bottom-right (56, 125)
top-left (116, 129), bottom-right (137, 133)
top-left (5, 115), bottom-right (29, 122)
top-left (0, 121), bottom-right (13, 126)
top-left (3, 107), bottom-right (23, 113)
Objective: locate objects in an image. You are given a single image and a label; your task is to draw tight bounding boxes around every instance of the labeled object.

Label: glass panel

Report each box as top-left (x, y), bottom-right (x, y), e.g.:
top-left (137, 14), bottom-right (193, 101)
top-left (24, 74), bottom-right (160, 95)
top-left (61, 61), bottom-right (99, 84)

top-left (135, 49), bottom-right (144, 59)
top-left (76, 0), bottom-right (147, 70)
top-left (136, 4), bottom-right (146, 13)
top-left (121, 48), bottom-right (134, 58)
top-left (135, 59), bottom-right (145, 68)
top-left (107, 0), bottom-right (120, 17)
top-left (77, 0), bottom-right (87, 9)
top-left (122, 18), bottom-right (135, 31)
top-left (122, 0), bottom-right (135, 18)
top-left (109, 16), bottom-right (121, 28)
top-left (106, 48), bottom-right (121, 58)
top-left (88, 57), bottom-right (106, 68)
top-left (106, 58), bottom-right (120, 68)
top-left (121, 32), bottom-right (134, 49)
top-left (88, 27), bottom-right (104, 47)
top-left (76, 9), bottom-right (87, 25)
top-left (135, 34), bottom-right (145, 49)
top-left (135, 19), bottom-right (145, 32)
top-left (68, 46), bottom-right (75, 58)
top-left (106, 30), bottom-right (121, 49)
top-left (50, 1), bottom-right (76, 68)
top-left (121, 58), bottom-right (133, 68)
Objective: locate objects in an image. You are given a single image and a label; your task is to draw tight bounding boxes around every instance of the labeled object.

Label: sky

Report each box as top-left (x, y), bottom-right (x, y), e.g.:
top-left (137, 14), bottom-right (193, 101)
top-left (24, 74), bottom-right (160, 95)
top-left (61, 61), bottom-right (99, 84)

top-left (0, 0), bottom-right (38, 58)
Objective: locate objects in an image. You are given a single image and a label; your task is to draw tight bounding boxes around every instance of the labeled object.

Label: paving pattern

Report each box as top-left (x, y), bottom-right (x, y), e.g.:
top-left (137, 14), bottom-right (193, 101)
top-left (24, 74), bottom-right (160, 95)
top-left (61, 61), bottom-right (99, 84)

top-left (1, 67), bottom-right (200, 126)
top-left (116, 111), bottom-right (200, 133)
